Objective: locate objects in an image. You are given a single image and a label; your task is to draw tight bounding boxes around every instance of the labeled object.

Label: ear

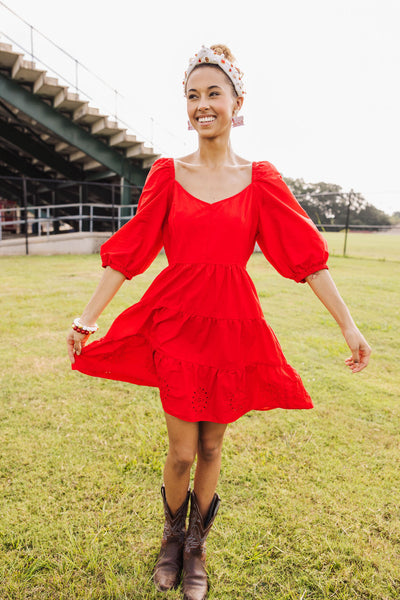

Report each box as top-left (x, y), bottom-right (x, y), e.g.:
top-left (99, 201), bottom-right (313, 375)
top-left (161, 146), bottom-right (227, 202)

top-left (233, 95), bottom-right (244, 114)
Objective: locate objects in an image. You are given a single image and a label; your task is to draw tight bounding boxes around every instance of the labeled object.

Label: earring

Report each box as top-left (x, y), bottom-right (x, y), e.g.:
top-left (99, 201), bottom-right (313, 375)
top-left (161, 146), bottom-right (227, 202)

top-left (232, 114), bottom-right (244, 127)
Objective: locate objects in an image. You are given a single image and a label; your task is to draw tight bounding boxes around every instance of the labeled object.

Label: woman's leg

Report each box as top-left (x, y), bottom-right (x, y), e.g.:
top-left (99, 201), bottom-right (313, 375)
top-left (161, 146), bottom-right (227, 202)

top-left (163, 413), bottom-right (199, 514)
top-left (182, 421), bottom-right (226, 599)
top-left (154, 414), bottom-right (198, 591)
top-left (193, 421), bottom-right (228, 518)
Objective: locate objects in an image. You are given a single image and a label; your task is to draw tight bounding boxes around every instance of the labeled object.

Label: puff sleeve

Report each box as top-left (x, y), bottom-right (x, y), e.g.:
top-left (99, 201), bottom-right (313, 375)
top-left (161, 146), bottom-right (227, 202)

top-left (254, 161), bottom-right (329, 283)
top-left (100, 158), bottom-right (173, 279)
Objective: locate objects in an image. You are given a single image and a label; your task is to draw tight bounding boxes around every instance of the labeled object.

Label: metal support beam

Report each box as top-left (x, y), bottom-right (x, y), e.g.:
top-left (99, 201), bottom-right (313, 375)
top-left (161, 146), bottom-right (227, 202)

top-left (0, 151), bottom-right (81, 206)
top-left (0, 120), bottom-right (82, 180)
top-left (0, 74), bottom-right (147, 186)
top-left (22, 176), bottom-right (29, 255)
top-left (0, 174), bottom-right (22, 203)
top-left (0, 146), bottom-right (63, 181)
top-left (119, 176), bottom-right (133, 223)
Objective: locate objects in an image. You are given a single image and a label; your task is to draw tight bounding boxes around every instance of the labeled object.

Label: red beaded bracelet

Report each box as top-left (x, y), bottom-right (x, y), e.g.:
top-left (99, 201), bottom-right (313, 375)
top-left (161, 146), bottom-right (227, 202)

top-left (72, 318), bottom-right (99, 336)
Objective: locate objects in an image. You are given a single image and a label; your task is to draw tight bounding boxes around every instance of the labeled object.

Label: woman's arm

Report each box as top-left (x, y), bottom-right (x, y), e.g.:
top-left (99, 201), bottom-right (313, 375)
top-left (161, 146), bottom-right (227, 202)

top-left (305, 269), bottom-right (371, 373)
top-left (67, 266), bottom-right (126, 364)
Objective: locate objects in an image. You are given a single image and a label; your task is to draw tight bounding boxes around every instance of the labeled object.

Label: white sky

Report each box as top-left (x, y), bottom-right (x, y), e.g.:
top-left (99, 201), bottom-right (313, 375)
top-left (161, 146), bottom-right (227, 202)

top-left (1, 0), bottom-right (400, 214)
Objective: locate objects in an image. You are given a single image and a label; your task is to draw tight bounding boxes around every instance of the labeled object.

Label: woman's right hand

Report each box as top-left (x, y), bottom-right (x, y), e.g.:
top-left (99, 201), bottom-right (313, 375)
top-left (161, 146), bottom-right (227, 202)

top-left (342, 326), bottom-right (372, 373)
top-left (66, 328), bottom-right (90, 364)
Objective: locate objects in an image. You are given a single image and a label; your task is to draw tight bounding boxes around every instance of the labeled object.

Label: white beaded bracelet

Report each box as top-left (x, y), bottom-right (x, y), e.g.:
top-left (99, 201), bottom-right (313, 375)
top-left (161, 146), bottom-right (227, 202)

top-left (72, 317), bottom-right (99, 335)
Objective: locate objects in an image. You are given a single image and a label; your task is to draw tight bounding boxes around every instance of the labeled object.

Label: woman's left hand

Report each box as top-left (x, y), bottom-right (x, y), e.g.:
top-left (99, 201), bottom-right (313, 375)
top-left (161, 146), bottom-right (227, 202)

top-left (342, 326), bottom-right (372, 373)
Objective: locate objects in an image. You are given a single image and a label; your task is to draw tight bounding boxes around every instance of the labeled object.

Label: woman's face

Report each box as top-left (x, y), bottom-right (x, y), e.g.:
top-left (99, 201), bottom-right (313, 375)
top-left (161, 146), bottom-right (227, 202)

top-left (186, 66), bottom-right (243, 138)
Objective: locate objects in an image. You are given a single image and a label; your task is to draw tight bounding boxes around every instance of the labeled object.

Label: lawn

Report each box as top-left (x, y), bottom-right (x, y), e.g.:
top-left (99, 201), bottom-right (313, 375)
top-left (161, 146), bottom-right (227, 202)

top-left (0, 249), bottom-right (399, 600)
top-left (322, 230), bottom-right (400, 261)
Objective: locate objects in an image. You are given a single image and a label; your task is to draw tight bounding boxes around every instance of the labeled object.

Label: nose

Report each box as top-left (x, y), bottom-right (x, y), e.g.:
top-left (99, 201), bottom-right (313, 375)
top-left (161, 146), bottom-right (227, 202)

top-left (198, 97), bottom-right (210, 111)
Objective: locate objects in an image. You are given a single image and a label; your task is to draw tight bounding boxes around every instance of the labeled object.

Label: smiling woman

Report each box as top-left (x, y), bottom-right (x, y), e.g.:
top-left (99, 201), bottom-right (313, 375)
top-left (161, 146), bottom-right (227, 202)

top-left (67, 43), bottom-right (371, 600)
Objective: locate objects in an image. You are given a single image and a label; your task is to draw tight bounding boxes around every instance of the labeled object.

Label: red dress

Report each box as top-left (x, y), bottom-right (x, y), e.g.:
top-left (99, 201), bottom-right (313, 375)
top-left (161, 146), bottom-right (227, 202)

top-left (72, 158), bottom-right (329, 423)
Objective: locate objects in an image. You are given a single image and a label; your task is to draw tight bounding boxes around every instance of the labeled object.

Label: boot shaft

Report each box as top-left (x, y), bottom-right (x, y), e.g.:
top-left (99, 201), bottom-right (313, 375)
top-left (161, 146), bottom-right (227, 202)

top-left (184, 491), bottom-right (221, 554)
top-left (161, 485), bottom-right (190, 543)
top-left (182, 491), bottom-right (221, 600)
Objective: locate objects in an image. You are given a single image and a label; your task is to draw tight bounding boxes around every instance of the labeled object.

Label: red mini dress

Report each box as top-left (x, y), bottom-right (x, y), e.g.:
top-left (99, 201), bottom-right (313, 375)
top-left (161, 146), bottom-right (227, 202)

top-left (72, 158), bottom-right (329, 423)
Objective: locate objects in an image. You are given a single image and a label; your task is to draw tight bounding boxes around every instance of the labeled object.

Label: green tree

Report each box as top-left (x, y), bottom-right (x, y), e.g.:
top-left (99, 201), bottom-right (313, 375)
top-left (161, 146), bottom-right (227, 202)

top-left (284, 177), bottom-right (390, 229)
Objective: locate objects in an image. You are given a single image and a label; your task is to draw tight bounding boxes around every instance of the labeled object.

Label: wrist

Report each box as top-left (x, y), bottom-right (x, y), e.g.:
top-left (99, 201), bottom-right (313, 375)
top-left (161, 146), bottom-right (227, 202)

top-left (340, 321), bottom-right (357, 333)
top-left (72, 317), bottom-right (99, 336)
top-left (79, 313), bottom-right (98, 327)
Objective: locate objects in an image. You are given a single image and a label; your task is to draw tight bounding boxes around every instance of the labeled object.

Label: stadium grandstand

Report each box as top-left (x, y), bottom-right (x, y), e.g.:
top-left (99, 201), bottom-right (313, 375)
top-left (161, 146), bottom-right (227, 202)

top-left (0, 10), bottom-right (161, 255)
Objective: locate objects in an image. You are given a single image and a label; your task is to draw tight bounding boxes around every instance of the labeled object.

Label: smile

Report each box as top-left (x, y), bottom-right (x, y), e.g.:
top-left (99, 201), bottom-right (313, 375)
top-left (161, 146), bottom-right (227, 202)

top-left (197, 116), bottom-right (216, 124)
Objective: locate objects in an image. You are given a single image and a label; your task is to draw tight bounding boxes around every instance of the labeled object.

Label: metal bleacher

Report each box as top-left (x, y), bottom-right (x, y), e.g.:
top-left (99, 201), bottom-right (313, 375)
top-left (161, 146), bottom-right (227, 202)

top-left (0, 20), bottom-right (161, 242)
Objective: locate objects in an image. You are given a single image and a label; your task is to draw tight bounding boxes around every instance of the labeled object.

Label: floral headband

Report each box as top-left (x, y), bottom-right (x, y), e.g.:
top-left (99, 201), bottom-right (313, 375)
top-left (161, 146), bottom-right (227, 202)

top-left (183, 45), bottom-right (245, 98)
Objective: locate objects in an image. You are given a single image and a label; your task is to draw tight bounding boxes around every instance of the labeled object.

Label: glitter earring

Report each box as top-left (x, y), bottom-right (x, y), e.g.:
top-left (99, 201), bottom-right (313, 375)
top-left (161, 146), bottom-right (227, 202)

top-left (232, 115), bottom-right (244, 127)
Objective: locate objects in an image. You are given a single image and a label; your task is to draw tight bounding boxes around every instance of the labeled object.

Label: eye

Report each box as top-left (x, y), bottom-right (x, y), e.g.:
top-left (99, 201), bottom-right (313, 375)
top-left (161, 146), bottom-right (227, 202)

top-left (210, 91), bottom-right (220, 97)
top-left (188, 93), bottom-right (198, 100)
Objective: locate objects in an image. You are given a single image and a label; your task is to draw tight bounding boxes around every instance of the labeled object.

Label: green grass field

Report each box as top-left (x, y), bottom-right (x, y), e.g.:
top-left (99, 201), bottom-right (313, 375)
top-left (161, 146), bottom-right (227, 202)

top-left (322, 231), bottom-right (400, 262)
top-left (0, 242), bottom-right (399, 599)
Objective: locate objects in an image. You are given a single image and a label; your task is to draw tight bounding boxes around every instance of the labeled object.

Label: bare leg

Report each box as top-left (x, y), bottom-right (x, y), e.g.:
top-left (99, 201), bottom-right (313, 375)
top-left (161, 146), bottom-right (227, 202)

top-left (193, 421), bottom-right (228, 518)
top-left (163, 413), bottom-right (198, 515)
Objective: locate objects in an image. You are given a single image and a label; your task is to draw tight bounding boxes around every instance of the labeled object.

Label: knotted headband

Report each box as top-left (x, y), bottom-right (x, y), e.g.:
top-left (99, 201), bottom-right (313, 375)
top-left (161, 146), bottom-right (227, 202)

top-left (183, 45), bottom-right (245, 98)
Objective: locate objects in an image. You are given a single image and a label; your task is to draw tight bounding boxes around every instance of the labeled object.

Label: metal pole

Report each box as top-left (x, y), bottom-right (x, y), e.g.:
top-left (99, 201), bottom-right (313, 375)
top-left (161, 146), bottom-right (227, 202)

top-left (111, 184), bottom-right (116, 233)
top-left (23, 176), bottom-right (29, 255)
top-left (46, 206), bottom-right (50, 236)
top-left (30, 25), bottom-right (34, 60)
top-left (343, 190), bottom-right (353, 257)
top-left (79, 184), bottom-right (83, 232)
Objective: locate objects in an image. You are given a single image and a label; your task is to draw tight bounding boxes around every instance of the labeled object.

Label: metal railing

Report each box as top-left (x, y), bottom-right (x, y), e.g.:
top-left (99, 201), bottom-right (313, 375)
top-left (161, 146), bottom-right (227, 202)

top-left (0, 202), bottom-right (139, 242)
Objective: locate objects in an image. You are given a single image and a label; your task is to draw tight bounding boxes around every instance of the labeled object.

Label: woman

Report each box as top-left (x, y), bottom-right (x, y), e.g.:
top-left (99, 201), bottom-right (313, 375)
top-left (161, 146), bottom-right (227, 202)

top-left (67, 44), bottom-right (371, 600)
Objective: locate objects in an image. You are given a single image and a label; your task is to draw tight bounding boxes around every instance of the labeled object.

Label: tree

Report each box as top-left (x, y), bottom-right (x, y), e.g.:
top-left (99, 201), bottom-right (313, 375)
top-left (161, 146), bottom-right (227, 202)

top-left (283, 177), bottom-right (390, 229)
top-left (351, 203), bottom-right (391, 227)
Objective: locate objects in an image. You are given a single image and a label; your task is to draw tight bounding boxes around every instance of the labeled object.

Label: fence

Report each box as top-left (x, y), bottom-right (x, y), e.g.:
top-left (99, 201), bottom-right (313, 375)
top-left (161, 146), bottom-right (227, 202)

top-left (0, 202), bottom-right (139, 241)
top-left (0, 175), bottom-right (397, 260)
top-left (0, 174), bottom-right (143, 248)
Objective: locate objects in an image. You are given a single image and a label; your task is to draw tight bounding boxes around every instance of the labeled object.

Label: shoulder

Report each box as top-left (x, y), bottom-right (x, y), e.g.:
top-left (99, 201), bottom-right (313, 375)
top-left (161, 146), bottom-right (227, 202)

top-left (253, 161), bottom-right (308, 216)
top-left (146, 157), bottom-right (174, 181)
top-left (252, 160), bottom-right (282, 183)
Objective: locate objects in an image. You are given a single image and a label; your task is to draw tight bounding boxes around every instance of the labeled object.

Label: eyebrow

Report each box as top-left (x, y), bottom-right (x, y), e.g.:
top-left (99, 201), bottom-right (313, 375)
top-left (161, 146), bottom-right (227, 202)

top-left (187, 85), bottom-right (222, 93)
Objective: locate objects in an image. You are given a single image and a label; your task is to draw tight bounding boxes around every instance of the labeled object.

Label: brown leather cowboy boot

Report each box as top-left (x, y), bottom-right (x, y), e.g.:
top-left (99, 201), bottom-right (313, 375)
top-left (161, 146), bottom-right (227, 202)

top-left (182, 490), bottom-right (221, 600)
top-left (153, 485), bottom-right (190, 592)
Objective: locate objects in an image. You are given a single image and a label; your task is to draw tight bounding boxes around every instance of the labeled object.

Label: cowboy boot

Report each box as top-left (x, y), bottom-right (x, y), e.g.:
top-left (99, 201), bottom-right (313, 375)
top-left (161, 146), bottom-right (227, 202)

top-left (153, 485), bottom-right (190, 592)
top-left (182, 490), bottom-right (221, 600)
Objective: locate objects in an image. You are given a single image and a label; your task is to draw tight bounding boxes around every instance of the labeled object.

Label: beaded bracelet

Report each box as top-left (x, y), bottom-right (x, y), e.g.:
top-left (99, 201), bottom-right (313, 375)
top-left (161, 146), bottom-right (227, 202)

top-left (72, 317), bottom-right (99, 336)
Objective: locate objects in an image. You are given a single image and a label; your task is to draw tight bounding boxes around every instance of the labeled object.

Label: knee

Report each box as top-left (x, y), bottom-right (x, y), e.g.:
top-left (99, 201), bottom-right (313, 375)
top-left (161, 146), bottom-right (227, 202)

top-left (198, 437), bottom-right (223, 463)
top-left (168, 447), bottom-right (196, 476)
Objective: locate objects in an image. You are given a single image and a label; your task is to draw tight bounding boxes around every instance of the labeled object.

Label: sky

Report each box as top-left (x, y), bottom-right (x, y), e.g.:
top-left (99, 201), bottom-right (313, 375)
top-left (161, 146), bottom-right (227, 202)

top-left (1, 0), bottom-right (399, 214)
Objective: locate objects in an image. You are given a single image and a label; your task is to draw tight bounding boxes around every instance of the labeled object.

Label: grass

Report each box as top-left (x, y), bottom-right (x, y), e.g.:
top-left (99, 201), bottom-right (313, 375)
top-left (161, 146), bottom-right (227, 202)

top-left (322, 230), bottom-right (400, 262)
top-left (0, 246), bottom-right (399, 599)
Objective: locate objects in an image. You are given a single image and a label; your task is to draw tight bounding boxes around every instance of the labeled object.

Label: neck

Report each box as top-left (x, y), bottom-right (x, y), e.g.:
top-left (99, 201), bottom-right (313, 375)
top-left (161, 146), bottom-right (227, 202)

top-left (196, 132), bottom-right (236, 167)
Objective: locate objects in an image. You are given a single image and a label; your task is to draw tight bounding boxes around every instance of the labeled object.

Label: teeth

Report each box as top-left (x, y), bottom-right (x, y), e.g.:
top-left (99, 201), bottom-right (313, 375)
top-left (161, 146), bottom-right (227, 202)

top-left (198, 116), bottom-right (215, 123)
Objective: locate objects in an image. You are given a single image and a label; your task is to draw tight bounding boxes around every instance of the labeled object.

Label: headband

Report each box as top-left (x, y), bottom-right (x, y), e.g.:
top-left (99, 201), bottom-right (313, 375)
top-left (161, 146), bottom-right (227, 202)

top-left (183, 45), bottom-right (245, 97)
